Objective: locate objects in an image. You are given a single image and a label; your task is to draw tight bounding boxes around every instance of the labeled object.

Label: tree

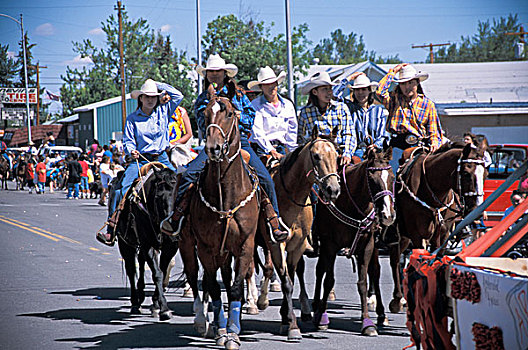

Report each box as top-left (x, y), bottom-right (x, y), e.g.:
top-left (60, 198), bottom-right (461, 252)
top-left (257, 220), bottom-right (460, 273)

top-left (0, 44), bottom-right (19, 87)
top-left (434, 14), bottom-right (525, 63)
top-left (201, 15), bottom-right (312, 87)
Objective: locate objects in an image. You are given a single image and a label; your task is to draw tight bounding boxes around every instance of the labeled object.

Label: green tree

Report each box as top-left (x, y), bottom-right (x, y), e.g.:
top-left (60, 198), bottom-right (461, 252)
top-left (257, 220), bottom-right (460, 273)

top-left (0, 44), bottom-right (19, 87)
top-left (434, 14), bottom-right (525, 63)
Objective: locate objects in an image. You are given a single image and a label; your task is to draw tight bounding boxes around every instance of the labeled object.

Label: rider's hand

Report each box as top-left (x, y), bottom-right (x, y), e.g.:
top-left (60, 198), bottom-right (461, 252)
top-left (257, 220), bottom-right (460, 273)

top-left (393, 63), bottom-right (409, 73)
top-left (131, 150), bottom-right (140, 159)
top-left (270, 149), bottom-right (284, 160)
top-left (160, 93), bottom-right (170, 104)
top-left (347, 72), bottom-right (365, 82)
top-left (340, 156), bottom-right (351, 166)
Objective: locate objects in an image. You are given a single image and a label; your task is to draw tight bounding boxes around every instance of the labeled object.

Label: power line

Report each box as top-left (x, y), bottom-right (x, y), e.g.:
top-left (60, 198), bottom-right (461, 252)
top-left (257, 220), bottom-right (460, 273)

top-left (412, 43), bottom-right (451, 63)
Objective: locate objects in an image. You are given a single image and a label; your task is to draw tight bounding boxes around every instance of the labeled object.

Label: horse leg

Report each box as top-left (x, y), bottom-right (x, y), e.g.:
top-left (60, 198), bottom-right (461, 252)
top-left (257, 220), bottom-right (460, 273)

top-left (203, 266), bottom-right (228, 347)
top-left (245, 261), bottom-right (259, 315)
top-left (160, 239), bottom-right (179, 290)
top-left (313, 248), bottom-right (336, 331)
top-left (257, 248), bottom-right (273, 311)
top-left (357, 235), bottom-right (377, 336)
top-left (221, 255), bottom-right (233, 304)
top-left (370, 247), bottom-right (388, 327)
top-left (389, 238), bottom-right (409, 313)
top-left (119, 241), bottom-right (142, 314)
top-left (144, 248), bottom-right (171, 321)
top-left (296, 256), bottom-right (313, 322)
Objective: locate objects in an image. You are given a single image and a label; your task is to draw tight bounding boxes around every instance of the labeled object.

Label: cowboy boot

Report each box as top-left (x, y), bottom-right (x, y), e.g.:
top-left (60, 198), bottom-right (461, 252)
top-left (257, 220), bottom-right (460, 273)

top-left (96, 211), bottom-right (118, 247)
top-left (160, 184), bottom-right (194, 238)
top-left (261, 196), bottom-right (290, 243)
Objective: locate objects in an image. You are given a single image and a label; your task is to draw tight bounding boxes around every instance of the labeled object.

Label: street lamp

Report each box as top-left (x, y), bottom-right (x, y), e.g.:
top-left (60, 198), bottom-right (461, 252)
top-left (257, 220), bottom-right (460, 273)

top-left (0, 13), bottom-right (32, 145)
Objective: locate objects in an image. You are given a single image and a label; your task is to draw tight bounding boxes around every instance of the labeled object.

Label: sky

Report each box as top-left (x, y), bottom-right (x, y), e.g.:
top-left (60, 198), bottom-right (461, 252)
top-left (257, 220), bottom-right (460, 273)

top-left (1, 0), bottom-right (527, 97)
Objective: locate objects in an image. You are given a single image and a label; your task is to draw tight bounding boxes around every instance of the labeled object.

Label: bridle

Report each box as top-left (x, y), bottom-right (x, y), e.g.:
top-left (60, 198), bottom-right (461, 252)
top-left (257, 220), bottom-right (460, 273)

top-left (205, 98), bottom-right (240, 163)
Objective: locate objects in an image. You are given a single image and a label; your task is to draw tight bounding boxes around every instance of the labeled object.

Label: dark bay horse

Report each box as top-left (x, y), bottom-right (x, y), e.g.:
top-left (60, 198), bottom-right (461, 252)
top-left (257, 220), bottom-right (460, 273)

top-left (113, 163), bottom-right (179, 320)
top-left (0, 156), bottom-right (9, 190)
top-left (15, 158), bottom-right (27, 190)
top-left (180, 86), bottom-right (260, 350)
top-left (312, 146), bottom-right (395, 336)
top-left (387, 141), bottom-right (486, 313)
top-left (253, 129), bottom-right (341, 340)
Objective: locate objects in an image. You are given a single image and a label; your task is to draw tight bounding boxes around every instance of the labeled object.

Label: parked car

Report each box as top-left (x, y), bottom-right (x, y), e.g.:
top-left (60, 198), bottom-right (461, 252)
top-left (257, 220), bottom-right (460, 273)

top-left (483, 144), bottom-right (528, 226)
top-left (38, 145), bottom-right (83, 159)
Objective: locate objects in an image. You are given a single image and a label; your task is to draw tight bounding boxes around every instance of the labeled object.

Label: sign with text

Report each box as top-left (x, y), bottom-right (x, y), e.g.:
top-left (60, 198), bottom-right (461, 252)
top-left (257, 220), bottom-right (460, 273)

top-left (0, 88), bottom-right (38, 104)
top-left (1, 107), bottom-right (34, 120)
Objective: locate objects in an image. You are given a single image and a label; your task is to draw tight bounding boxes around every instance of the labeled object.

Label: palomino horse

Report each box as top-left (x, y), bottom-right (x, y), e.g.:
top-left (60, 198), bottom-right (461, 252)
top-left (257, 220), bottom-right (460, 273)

top-left (253, 129), bottom-right (341, 339)
top-left (312, 146), bottom-right (396, 336)
top-left (387, 141), bottom-right (486, 313)
top-left (112, 163), bottom-right (179, 320)
top-left (179, 86), bottom-right (260, 350)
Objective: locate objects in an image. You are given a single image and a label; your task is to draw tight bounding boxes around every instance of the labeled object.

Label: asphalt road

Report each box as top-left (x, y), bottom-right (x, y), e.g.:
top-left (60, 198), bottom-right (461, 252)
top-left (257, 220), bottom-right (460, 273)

top-left (0, 186), bottom-right (412, 349)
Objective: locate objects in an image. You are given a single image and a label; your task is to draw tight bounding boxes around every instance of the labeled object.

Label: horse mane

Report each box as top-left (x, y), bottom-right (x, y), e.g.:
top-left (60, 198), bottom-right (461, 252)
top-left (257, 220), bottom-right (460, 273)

top-left (433, 141), bottom-right (466, 154)
top-left (279, 144), bottom-right (305, 174)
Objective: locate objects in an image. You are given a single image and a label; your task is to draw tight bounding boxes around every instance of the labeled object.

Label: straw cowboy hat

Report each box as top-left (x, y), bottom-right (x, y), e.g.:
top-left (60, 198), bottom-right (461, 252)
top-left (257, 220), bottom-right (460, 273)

top-left (196, 54), bottom-right (238, 78)
top-left (300, 71), bottom-right (336, 95)
top-left (349, 74), bottom-right (378, 91)
top-left (131, 79), bottom-right (162, 99)
top-left (247, 66), bottom-right (286, 91)
top-left (394, 65), bottom-right (429, 83)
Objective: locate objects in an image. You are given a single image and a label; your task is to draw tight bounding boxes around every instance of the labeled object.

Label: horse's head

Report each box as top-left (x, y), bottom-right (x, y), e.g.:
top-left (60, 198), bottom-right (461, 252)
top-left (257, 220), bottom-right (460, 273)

top-left (306, 135), bottom-right (341, 202)
top-left (148, 167), bottom-right (179, 227)
top-left (365, 145), bottom-right (395, 227)
top-left (204, 85), bottom-right (240, 162)
top-left (458, 143), bottom-right (486, 215)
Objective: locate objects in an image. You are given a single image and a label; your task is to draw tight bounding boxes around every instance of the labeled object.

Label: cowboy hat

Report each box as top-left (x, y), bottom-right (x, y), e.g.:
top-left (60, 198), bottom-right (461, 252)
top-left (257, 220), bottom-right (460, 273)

top-left (394, 65), bottom-right (429, 83)
top-left (247, 66), bottom-right (286, 91)
top-left (349, 74), bottom-right (378, 91)
top-left (131, 79), bottom-right (162, 99)
top-left (196, 54), bottom-right (238, 78)
top-left (300, 71), bottom-right (336, 95)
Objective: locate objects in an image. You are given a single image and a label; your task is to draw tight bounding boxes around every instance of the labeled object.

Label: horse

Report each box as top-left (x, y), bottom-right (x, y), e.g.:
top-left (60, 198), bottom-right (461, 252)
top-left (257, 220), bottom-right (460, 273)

top-left (15, 158), bottom-right (27, 190)
top-left (252, 128), bottom-right (341, 339)
top-left (0, 156), bottom-right (9, 190)
top-left (112, 163), bottom-right (179, 320)
top-left (387, 141), bottom-right (486, 313)
top-left (179, 85), bottom-right (260, 350)
top-left (311, 145), bottom-right (396, 336)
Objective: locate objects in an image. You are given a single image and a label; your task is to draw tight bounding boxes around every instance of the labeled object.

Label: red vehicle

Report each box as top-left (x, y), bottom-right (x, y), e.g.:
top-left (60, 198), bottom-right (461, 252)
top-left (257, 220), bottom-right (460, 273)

top-left (483, 144), bottom-right (528, 226)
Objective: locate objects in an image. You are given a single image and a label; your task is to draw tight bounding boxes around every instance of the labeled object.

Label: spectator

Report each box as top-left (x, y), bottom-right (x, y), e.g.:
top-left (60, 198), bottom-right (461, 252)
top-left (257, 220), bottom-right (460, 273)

top-left (66, 153), bottom-right (82, 199)
top-left (35, 156), bottom-right (47, 194)
top-left (102, 145), bottom-right (113, 160)
top-left (503, 191), bottom-right (525, 219)
top-left (26, 156), bottom-right (36, 194)
top-left (79, 154), bottom-right (90, 199)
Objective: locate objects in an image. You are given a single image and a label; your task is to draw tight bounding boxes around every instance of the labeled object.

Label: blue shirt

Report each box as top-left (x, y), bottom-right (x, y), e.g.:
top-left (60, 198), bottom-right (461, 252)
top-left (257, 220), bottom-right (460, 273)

top-left (194, 85), bottom-right (255, 137)
top-left (123, 82), bottom-right (183, 156)
top-left (349, 103), bottom-right (390, 149)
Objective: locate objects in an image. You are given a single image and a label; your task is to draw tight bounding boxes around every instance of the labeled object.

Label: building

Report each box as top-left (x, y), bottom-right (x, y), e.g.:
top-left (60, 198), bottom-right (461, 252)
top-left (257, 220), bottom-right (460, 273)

top-left (296, 61), bottom-right (528, 144)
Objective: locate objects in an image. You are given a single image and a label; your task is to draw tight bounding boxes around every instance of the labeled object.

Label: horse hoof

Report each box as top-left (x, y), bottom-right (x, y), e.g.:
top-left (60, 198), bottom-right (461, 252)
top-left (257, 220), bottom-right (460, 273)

top-left (205, 323), bottom-right (215, 339)
top-left (301, 312), bottom-right (312, 322)
top-left (216, 328), bottom-right (228, 346)
top-left (328, 290), bottom-right (336, 301)
top-left (362, 318), bottom-right (378, 337)
top-left (279, 324), bottom-right (289, 336)
top-left (130, 306), bottom-right (141, 315)
top-left (288, 328), bottom-right (302, 342)
top-left (377, 316), bottom-right (389, 327)
top-left (257, 296), bottom-right (269, 310)
top-left (224, 333), bottom-right (240, 350)
top-left (246, 305), bottom-right (259, 315)
top-left (194, 320), bottom-right (208, 337)
top-left (270, 281), bottom-right (281, 292)
top-left (389, 299), bottom-right (404, 313)
top-left (151, 308), bottom-right (159, 318)
top-left (159, 310), bottom-right (172, 321)
top-left (314, 312), bottom-right (329, 330)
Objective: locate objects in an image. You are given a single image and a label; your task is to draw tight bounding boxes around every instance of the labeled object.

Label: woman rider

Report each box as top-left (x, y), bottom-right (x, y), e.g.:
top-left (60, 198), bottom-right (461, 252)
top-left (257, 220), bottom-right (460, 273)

top-left (96, 79), bottom-right (183, 246)
top-left (161, 54), bottom-right (289, 242)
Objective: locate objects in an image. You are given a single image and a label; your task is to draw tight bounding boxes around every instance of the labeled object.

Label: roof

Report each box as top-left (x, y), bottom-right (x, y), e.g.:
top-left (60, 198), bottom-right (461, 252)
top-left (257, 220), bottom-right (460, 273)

top-left (56, 114), bottom-right (79, 123)
top-left (5, 125), bottom-right (63, 146)
top-left (437, 102), bottom-right (528, 116)
top-left (73, 94), bottom-right (132, 112)
top-left (378, 61), bottom-right (528, 104)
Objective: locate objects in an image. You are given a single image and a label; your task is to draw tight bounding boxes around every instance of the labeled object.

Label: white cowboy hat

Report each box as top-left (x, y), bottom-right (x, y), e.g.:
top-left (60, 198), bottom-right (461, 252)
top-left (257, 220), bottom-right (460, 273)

top-left (196, 54), bottom-right (238, 78)
top-left (131, 79), bottom-right (162, 99)
top-left (247, 66), bottom-right (286, 91)
top-left (349, 74), bottom-right (378, 91)
top-left (394, 65), bottom-right (429, 83)
top-left (300, 71), bottom-right (336, 95)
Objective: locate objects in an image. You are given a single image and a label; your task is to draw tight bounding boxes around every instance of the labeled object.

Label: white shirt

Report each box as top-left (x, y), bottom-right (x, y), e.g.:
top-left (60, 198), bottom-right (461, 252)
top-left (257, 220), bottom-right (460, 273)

top-left (249, 95), bottom-right (298, 154)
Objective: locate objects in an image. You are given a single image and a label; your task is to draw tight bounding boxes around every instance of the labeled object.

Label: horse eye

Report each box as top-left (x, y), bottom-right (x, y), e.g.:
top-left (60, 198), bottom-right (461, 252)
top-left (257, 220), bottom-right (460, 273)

top-left (313, 154), bottom-right (321, 162)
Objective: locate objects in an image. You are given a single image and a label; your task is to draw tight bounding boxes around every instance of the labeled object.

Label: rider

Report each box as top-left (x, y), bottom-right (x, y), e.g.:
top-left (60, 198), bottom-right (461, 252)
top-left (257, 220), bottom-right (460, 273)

top-left (334, 72), bottom-right (390, 161)
top-left (0, 139), bottom-right (12, 169)
top-left (248, 66), bottom-right (297, 160)
top-left (96, 79), bottom-right (182, 246)
top-left (160, 54), bottom-right (290, 242)
top-left (376, 63), bottom-right (444, 172)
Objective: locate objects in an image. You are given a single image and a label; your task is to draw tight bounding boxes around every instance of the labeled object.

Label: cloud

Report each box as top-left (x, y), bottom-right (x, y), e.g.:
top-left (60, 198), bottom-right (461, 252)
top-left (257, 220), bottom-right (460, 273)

top-left (160, 24), bottom-right (171, 33)
top-left (7, 51), bottom-right (16, 59)
top-left (88, 27), bottom-right (104, 36)
top-left (35, 23), bottom-right (55, 36)
top-left (63, 55), bottom-right (94, 66)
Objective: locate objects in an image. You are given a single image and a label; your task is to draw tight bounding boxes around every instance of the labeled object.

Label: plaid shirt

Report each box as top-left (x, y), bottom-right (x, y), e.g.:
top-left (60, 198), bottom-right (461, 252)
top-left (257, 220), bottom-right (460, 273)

top-left (194, 85), bottom-right (255, 137)
top-left (377, 70), bottom-right (443, 148)
top-left (298, 100), bottom-right (355, 158)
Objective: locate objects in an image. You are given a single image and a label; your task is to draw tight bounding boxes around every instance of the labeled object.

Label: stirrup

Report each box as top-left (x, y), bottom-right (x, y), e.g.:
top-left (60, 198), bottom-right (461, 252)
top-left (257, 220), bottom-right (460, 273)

top-left (95, 222), bottom-right (115, 247)
top-left (160, 214), bottom-right (185, 238)
top-left (267, 216), bottom-right (290, 244)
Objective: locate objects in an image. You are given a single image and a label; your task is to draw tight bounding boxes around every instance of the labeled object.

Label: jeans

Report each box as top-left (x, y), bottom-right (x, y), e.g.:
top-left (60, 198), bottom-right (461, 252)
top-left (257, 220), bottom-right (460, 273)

top-left (80, 176), bottom-right (89, 191)
top-left (390, 147), bottom-right (404, 174)
top-left (37, 182), bottom-right (45, 193)
top-left (176, 135), bottom-right (280, 215)
top-left (67, 183), bottom-right (80, 198)
top-left (108, 152), bottom-right (175, 218)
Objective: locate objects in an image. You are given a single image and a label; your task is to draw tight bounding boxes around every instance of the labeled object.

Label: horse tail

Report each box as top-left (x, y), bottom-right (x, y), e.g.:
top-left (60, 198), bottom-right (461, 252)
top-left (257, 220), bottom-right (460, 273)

top-left (253, 245), bottom-right (264, 275)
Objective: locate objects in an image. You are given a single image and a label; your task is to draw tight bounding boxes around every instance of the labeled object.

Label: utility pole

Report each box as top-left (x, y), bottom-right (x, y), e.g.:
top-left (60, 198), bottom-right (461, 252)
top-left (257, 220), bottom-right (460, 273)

top-left (505, 26), bottom-right (527, 43)
top-left (412, 42), bottom-right (450, 63)
top-left (505, 26), bottom-right (527, 58)
top-left (29, 62), bottom-right (47, 125)
top-left (285, 0), bottom-right (294, 101)
top-left (115, 1), bottom-right (126, 131)
top-left (196, 0), bottom-right (202, 95)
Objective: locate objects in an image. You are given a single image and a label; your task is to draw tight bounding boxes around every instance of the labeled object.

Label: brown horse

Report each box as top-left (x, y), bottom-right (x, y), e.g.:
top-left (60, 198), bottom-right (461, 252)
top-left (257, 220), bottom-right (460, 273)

top-left (252, 129), bottom-right (341, 339)
top-left (15, 157), bottom-right (27, 190)
top-left (0, 156), bottom-right (9, 190)
top-left (312, 146), bottom-right (396, 336)
top-left (179, 86), bottom-right (260, 350)
top-left (387, 141), bottom-right (486, 313)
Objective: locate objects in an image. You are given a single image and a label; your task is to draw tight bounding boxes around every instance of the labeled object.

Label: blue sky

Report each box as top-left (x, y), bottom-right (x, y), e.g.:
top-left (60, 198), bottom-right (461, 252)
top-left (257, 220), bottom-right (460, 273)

top-left (1, 0), bottom-right (527, 95)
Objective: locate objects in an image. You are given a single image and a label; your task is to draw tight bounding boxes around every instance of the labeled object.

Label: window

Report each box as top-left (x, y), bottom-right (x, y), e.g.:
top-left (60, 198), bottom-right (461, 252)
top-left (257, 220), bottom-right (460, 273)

top-left (488, 147), bottom-right (527, 179)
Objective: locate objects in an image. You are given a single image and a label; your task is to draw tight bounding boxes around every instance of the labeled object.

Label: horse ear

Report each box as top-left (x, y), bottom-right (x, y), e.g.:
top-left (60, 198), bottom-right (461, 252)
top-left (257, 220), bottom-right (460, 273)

top-left (384, 146), bottom-right (393, 160)
top-left (207, 84), bottom-right (216, 101)
top-left (365, 135), bottom-right (373, 146)
top-left (311, 126), bottom-right (319, 140)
